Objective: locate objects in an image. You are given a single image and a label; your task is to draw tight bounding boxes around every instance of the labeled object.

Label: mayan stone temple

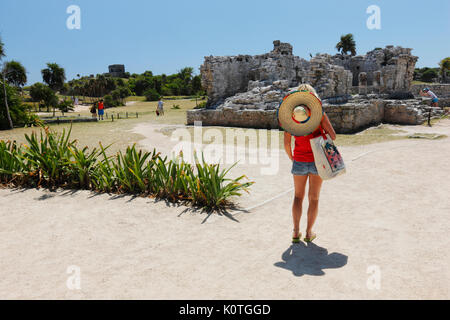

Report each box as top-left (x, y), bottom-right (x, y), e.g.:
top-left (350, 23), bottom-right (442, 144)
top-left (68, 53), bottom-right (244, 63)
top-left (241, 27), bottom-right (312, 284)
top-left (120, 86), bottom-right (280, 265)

top-left (187, 40), bottom-right (448, 133)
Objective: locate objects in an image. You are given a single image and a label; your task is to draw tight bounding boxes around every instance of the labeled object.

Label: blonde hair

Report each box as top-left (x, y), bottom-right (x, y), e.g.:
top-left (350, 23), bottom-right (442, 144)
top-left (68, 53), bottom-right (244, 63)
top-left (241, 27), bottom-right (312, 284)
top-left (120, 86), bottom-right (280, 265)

top-left (297, 84), bottom-right (320, 100)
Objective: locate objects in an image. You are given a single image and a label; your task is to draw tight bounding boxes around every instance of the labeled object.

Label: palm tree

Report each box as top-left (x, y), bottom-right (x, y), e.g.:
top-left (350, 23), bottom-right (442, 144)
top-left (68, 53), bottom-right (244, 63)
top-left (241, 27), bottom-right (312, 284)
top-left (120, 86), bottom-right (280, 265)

top-left (97, 74), bottom-right (107, 97)
top-left (41, 63), bottom-right (66, 92)
top-left (336, 34), bottom-right (356, 56)
top-left (0, 37), bottom-right (4, 59)
top-left (4, 60), bottom-right (27, 90)
top-left (0, 36), bottom-right (13, 129)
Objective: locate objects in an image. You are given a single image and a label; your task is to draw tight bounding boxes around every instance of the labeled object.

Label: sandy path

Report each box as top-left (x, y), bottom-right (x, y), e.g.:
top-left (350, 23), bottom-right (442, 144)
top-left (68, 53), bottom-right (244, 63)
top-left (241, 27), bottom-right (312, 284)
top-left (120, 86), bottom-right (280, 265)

top-left (0, 120), bottom-right (449, 299)
top-left (73, 104), bottom-right (91, 113)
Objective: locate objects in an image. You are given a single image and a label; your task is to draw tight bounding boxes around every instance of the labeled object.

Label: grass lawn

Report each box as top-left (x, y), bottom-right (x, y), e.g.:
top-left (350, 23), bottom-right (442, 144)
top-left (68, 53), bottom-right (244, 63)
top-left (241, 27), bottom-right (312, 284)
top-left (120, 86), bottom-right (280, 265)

top-left (411, 80), bottom-right (440, 85)
top-left (1, 97), bottom-right (447, 155)
top-left (0, 99), bottom-right (198, 155)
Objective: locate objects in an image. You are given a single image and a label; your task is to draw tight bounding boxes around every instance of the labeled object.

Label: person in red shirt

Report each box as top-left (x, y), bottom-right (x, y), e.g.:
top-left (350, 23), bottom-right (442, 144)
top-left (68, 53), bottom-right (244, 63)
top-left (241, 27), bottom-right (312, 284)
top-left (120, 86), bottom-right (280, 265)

top-left (97, 99), bottom-right (105, 120)
top-left (283, 84), bottom-right (337, 243)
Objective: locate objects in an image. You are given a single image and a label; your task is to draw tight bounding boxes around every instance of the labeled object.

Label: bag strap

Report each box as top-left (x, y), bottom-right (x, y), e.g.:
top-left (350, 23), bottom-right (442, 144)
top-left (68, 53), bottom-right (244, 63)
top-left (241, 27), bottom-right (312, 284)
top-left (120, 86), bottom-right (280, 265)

top-left (318, 125), bottom-right (327, 140)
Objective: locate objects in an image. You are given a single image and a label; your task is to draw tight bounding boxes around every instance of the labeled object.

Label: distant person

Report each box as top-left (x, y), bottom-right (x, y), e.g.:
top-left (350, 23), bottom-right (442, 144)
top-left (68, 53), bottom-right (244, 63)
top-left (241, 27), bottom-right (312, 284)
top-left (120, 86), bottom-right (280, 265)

top-left (420, 88), bottom-right (440, 126)
top-left (157, 97), bottom-right (164, 116)
top-left (98, 99), bottom-right (105, 120)
top-left (90, 102), bottom-right (97, 119)
top-left (74, 97), bottom-right (79, 106)
top-left (420, 88), bottom-right (439, 108)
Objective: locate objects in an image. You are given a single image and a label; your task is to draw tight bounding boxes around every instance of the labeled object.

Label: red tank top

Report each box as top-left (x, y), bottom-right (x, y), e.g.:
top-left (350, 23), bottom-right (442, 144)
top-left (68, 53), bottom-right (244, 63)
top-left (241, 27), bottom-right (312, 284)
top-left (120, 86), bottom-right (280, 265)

top-left (293, 126), bottom-right (323, 162)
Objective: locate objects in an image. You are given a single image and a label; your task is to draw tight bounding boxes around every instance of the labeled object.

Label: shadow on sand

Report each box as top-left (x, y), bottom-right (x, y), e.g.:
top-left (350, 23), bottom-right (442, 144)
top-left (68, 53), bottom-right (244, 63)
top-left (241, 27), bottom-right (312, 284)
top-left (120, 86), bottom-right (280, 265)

top-left (274, 242), bottom-right (348, 277)
top-left (177, 205), bottom-right (243, 223)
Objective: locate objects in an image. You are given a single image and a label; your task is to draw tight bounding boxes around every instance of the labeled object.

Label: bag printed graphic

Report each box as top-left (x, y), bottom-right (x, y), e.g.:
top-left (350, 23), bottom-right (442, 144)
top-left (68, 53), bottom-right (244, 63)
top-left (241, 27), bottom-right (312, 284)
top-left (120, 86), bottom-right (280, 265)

top-left (322, 140), bottom-right (345, 173)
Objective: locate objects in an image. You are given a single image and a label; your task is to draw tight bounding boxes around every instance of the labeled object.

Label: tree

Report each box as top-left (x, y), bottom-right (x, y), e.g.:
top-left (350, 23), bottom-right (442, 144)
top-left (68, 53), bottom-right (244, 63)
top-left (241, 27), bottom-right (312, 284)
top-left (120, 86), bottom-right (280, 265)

top-left (336, 34), bottom-right (356, 56)
top-left (57, 99), bottom-right (74, 113)
top-left (0, 37), bottom-right (5, 60)
top-left (178, 67), bottom-right (193, 83)
top-left (421, 69), bottom-right (438, 82)
top-left (30, 82), bottom-right (46, 102)
top-left (29, 82), bottom-right (58, 113)
top-left (0, 83), bottom-right (33, 129)
top-left (440, 57), bottom-right (450, 82)
top-left (41, 62), bottom-right (66, 92)
top-left (0, 36), bottom-right (13, 129)
top-left (3, 60), bottom-right (27, 89)
top-left (192, 75), bottom-right (202, 94)
top-left (144, 88), bottom-right (160, 101)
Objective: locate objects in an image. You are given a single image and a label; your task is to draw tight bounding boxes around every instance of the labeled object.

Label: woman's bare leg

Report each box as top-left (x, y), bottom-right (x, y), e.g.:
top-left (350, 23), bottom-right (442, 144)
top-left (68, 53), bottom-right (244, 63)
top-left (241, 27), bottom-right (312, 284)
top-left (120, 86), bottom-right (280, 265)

top-left (306, 174), bottom-right (323, 237)
top-left (292, 175), bottom-right (308, 237)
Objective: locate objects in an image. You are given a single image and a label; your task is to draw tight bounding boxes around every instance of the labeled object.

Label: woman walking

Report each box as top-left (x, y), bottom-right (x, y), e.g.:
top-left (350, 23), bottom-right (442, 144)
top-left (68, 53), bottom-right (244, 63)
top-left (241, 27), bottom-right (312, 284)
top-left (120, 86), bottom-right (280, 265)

top-left (283, 84), bottom-right (337, 243)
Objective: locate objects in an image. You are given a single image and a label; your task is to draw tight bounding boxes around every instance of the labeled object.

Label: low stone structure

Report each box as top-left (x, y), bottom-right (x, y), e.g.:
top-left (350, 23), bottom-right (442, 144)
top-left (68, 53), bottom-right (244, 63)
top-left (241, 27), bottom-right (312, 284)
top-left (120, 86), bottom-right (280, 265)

top-left (187, 96), bottom-right (444, 133)
top-left (107, 64), bottom-right (126, 78)
top-left (410, 83), bottom-right (450, 98)
top-left (411, 83), bottom-right (450, 108)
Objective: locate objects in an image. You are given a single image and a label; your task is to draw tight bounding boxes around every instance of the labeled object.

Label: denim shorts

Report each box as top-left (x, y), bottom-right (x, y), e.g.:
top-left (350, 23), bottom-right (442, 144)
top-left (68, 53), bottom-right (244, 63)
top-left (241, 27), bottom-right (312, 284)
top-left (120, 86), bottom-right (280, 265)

top-left (432, 98), bottom-right (439, 103)
top-left (291, 160), bottom-right (318, 176)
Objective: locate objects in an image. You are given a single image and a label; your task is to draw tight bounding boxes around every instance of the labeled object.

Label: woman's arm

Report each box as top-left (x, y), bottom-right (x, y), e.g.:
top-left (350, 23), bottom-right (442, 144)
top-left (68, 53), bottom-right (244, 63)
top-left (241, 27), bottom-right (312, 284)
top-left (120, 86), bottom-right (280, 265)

top-left (283, 131), bottom-right (293, 161)
top-left (320, 113), bottom-right (337, 140)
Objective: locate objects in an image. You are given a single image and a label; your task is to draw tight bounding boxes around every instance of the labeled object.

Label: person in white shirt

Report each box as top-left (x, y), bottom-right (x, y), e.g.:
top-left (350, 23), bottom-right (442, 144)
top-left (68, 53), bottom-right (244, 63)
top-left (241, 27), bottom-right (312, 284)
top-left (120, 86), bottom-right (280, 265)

top-left (420, 88), bottom-right (442, 126)
top-left (419, 88), bottom-right (439, 108)
top-left (157, 98), bottom-right (164, 116)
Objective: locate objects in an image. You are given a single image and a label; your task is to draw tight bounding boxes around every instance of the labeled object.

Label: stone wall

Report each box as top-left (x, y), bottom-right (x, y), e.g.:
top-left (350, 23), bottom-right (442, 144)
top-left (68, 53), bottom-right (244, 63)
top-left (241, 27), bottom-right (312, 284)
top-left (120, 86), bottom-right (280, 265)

top-left (410, 84), bottom-right (450, 97)
top-left (305, 54), bottom-right (353, 98)
top-left (410, 84), bottom-right (450, 107)
top-left (187, 97), bottom-right (443, 134)
top-left (331, 46), bottom-right (418, 93)
top-left (187, 109), bottom-right (277, 129)
top-left (323, 100), bottom-right (385, 133)
top-left (200, 41), bottom-right (309, 107)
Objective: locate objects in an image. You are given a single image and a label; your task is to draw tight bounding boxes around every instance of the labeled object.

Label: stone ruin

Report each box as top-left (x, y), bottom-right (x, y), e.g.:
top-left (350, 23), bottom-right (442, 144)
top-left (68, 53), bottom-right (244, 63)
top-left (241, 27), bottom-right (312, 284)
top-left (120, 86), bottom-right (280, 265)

top-left (188, 40), bottom-right (449, 133)
top-left (107, 64), bottom-right (126, 78)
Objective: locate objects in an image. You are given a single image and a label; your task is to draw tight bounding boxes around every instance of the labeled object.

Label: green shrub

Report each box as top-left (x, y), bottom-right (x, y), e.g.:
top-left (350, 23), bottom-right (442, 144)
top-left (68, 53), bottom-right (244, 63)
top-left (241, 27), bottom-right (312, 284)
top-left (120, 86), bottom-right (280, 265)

top-left (421, 69), bottom-right (438, 82)
top-left (58, 99), bottom-right (74, 113)
top-left (171, 104), bottom-right (180, 109)
top-left (414, 67), bottom-right (440, 83)
top-left (0, 126), bottom-right (253, 208)
top-left (104, 94), bottom-right (122, 108)
top-left (144, 88), bottom-right (161, 101)
top-left (194, 101), bottom-right (207, 109)
top-left (0, 82), bottom-right (36, 129)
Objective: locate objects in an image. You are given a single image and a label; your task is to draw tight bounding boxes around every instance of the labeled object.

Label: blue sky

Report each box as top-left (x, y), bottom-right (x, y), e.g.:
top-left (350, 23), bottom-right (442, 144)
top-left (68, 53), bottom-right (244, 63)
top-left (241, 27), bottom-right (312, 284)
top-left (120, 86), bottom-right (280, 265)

top-left (1, 0), bottom-right (449, 85)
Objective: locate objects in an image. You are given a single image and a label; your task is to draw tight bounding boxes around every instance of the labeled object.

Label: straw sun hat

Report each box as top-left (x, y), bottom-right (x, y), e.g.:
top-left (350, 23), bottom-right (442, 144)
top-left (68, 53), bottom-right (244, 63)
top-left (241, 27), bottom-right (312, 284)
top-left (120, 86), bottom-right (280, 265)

top-left (277, 90), bottom-right (323, 136)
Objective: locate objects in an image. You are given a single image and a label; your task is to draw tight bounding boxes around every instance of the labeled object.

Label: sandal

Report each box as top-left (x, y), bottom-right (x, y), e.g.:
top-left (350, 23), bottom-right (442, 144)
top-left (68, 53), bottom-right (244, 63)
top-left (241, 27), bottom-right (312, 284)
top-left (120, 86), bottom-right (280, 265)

top-left (292, 230), bottom-right (302, 243)
top-left (304, 232), bottom-right (316, 242)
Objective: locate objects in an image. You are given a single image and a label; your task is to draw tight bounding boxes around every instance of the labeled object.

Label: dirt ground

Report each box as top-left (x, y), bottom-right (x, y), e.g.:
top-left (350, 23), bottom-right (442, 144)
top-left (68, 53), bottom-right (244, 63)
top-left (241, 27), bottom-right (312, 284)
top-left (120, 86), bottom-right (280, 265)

top-left (0, 118), bottom-right (449, 299)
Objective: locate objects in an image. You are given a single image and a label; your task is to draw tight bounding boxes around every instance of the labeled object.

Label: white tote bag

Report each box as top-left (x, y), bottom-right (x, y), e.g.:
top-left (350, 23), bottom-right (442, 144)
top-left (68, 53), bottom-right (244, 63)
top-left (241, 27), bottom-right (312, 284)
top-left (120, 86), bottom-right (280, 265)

top-left (309, 126), bottom-right (346, 180)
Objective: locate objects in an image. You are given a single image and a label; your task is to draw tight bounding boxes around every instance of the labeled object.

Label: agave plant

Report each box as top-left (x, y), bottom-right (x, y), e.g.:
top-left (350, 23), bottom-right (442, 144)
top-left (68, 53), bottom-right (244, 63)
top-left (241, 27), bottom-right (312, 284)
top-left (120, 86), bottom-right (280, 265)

top-left (20, 127), bottom-right (74, 187)
top-left (184, 154), bottom-right (253, 208)
top-left (67, 145), bottom-right (100, 189)
top-left (0, 126), bottom-right (254, 209)
top-left (0, 140), bottom-right (27, 184)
